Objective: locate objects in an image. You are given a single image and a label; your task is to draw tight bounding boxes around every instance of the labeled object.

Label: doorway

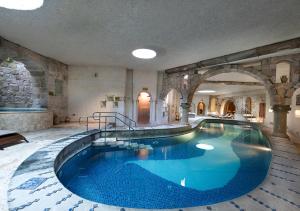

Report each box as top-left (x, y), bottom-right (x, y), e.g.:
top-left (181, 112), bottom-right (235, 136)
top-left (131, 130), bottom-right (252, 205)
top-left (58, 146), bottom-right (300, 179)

top-left (197, 102), bottom-right (205, 115)
top-left (224, 100), bottom-right (236, 114)
top-left (137, 92), bottom-right (151, 124)
top-left (259, 103), bottom-right (266, 118)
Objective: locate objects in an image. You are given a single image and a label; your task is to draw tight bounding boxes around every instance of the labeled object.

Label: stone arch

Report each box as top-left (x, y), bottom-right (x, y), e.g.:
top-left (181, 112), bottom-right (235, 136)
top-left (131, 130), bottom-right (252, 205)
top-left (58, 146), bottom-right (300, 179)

top-left (160, 86), bottom-right (183, 101)
top-left (187, 67), bottom-right (274, 105)
top-left (0, 59), bottom-right (34, 108)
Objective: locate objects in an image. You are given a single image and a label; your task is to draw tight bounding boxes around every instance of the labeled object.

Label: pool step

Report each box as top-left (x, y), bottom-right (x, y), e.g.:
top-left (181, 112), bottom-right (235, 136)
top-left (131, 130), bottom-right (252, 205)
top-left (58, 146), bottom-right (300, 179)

top-left (92, 137), bottom-right (117, 146)
top-left (119, 141), bottom-right (153, 151)
top-left (92, 138), bottom-right (153, 151)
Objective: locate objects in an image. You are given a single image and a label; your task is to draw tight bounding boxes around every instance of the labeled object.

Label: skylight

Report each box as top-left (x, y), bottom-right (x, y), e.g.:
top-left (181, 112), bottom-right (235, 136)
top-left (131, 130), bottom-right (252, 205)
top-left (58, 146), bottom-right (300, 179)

top-left (0, 0), bottom-right (43, 10)
top-left (132, 49), bottom-right (157, 59)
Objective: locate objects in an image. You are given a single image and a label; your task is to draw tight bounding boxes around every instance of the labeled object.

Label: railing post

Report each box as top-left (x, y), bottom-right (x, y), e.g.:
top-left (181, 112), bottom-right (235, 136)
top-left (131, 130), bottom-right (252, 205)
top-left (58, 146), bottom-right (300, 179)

top-left (105, 116), bottom-right (107, 143)
top-left (86, 117), bottom-right (89, 131)
top-left (115, 113), bottom-right (117, 141)
top-left (129, 121), bottom-right (131, 142)
top-left (98, 113), bottom-right (101, 130)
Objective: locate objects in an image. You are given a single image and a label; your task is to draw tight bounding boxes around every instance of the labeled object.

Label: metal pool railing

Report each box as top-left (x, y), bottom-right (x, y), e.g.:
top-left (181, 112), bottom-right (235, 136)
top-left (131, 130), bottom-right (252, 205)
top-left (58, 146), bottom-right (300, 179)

top-left (79, 112), bottom-right (136, 141)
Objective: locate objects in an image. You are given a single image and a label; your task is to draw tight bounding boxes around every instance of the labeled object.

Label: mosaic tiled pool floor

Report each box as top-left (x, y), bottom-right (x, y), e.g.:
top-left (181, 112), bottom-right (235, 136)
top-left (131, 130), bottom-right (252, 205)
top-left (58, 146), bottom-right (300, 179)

top-left (6, 124), bottom-right (300, 211)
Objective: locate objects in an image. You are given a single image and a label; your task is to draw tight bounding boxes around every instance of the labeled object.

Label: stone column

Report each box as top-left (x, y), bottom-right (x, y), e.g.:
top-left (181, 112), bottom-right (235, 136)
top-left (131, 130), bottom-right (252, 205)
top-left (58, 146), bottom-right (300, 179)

top-left (180, 103), bottom-right (190, 125)
top-left (124, 69), bottom-right (133, 119)
top-left (272, 105), bottom-right (291, 138)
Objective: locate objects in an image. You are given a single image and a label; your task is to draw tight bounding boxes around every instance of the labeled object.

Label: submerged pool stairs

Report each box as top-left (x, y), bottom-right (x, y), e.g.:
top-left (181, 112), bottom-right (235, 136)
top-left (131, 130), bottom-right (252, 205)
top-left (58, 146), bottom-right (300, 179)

top-left (92, 137), bottom-right (153, 151)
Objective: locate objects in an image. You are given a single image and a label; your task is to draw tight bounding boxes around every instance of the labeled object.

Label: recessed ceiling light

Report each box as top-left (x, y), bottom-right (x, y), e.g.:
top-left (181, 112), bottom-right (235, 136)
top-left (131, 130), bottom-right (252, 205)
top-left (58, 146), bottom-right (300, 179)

top-left (0, 0), bottom-right (43, 10)
top-left (197, 90), bottom-right (216, 94)
top-left (196, 143), bottom-right (214, 150)
top-left (132, 49), bottom-right (157, 59)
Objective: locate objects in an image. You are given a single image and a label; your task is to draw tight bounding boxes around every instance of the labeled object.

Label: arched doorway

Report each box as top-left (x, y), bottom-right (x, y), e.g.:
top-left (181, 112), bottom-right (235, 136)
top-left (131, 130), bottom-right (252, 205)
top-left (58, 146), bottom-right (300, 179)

top-left (197, 102), bottom-right (205, 115)
top-left (164, 89), bottom-right (181, 122)
top-left (245, 97), bottom-right (252, 114)
top-left (137, 92), bottom-right (151, 124)
top-left (223, 100), bottom-right (236, 115)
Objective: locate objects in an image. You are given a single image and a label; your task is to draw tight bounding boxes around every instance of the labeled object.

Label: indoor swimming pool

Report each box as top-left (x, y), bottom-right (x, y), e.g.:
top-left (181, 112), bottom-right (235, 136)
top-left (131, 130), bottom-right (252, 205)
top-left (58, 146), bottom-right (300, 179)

top-left (57, 120), bottom-right (272, 209)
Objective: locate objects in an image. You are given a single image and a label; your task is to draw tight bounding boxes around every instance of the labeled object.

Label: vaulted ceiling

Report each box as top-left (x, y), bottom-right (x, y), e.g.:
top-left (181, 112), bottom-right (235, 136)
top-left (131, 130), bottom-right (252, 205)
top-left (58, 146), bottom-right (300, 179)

top-left (1, 0), bottom-right (300, 71)
top-left (196, 73), bottom-right (264, 95)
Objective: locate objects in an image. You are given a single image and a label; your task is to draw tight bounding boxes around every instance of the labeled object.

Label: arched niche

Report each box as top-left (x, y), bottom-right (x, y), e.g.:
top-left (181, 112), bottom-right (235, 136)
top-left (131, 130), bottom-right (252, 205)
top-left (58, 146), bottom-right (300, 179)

top-left (276, 62), bottom-right (291, 83)
top-left (223, 100), bottom-right (236, 115)
top-left (197, 101), bottom-right (206, 115)
top-left (0, 59), bottom-right (34, 108)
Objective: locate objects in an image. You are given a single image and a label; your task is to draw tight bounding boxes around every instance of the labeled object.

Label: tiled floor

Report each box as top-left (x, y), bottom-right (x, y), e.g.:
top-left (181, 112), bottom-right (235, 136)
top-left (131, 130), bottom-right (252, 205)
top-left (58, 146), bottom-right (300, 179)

top-left (0, 126), bottom-right (85, 211)
top-left (1, 120), bottom-right (300, 211)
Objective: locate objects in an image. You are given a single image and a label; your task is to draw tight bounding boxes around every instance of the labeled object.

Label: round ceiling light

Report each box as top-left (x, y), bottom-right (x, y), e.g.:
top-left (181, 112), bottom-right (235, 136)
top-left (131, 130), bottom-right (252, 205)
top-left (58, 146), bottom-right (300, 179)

top-left (0, 0), bottom-right (43, 10)
top-left (132, 49), bottom-right (157, 59)
top-left (197, 90), bottom-right (216, 94)
top-left (196, 143), bottom-right (214, 150)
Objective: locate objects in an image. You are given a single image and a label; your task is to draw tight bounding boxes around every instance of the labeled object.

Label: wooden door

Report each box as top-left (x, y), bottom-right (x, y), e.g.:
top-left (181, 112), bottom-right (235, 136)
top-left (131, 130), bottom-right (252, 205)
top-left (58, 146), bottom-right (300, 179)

top-left (138, 92), bottom-right (150, 124)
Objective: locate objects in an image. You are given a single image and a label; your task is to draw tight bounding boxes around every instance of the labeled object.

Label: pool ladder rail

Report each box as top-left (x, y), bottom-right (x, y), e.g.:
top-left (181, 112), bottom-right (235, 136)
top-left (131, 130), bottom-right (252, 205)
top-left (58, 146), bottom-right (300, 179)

top-left (79, 112), bottom-right (136, 143)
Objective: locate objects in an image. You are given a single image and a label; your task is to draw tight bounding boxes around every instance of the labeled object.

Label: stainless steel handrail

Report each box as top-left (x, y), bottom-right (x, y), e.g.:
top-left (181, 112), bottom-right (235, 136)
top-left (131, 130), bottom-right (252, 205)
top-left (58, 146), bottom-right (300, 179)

top-left (79, 112), bottom-right (136, 143)
top-left (92, 112), bottom-right (136, 128)
top-left (79, 116), bottom-right (93, 131)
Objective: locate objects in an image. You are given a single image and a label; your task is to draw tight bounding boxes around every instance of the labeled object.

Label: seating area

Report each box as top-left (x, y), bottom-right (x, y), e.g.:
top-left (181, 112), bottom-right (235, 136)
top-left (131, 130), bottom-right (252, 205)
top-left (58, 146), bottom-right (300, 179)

top-left (0, 130), bottom-right (28, 150)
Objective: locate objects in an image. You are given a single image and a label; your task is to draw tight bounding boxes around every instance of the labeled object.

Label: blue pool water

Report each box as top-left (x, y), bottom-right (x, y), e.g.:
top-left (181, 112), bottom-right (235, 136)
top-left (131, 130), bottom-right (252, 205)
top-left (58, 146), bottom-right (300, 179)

top-left (57, 121), bottom-right (272, 209)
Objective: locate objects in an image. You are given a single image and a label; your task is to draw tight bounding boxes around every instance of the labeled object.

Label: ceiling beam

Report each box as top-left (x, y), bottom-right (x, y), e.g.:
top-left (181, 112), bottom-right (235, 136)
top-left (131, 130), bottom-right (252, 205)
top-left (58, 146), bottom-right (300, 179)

top-left (165, 37), bottom-right (300, 74)
top-left (203, 80), bottom-right (263, 86)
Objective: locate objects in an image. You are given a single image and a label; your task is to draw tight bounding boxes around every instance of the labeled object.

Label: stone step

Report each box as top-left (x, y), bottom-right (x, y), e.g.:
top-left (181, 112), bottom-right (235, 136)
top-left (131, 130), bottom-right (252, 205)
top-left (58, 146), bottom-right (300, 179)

top-left (92, 138), bottom-right (154, 151)
top-left (92, 137), bottom-right (117, 146)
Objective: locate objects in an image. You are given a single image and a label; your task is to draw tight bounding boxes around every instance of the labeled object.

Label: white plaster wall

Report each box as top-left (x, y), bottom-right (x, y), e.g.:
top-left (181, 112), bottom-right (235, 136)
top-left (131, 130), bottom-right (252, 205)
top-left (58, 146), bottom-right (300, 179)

top-left (68, 67), bottom-right (158, 125)
top-left (68, 66), bottom-right (126, 121)
top-left (287, 88), bottom-right (300, 137)
top-left (132, 70), bottom-right (158, 124)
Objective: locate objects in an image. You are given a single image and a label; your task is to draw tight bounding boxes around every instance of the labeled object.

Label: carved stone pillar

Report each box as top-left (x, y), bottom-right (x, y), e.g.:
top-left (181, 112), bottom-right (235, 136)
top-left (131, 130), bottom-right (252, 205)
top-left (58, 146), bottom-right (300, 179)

top-left (180, 102), bottom-right (191, 124)
top-left (272, 105), bottom-right (291, 138)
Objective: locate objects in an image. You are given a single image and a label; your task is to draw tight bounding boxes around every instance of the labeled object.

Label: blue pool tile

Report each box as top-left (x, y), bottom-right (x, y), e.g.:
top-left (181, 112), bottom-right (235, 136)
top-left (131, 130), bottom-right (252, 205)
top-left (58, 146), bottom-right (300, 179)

top-left (17, 177), bottom-right (48, 190)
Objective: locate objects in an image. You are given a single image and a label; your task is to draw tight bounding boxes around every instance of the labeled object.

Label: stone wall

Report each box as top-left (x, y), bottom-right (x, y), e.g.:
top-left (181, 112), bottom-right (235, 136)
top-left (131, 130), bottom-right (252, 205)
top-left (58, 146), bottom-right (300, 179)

top-left (0, 61), bottom-right (34, 107)
top-left (0, 37), bottom-right (68, 123)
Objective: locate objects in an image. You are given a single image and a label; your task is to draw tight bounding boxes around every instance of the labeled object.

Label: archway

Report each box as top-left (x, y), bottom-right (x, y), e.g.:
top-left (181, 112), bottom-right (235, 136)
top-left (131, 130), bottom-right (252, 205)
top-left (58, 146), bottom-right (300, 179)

top-left (164, 89), bottom-right (181, 122)
top-left (188, 70), bottom-right (271, 122)
top-left (223, 100), bottom-right (236, 115)
top-left (188, 68), bottom-right (273, 104)
top-left (137, 91), bottom-right (151, 124)
top-left (197, 101), bottom-right (205, 115)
